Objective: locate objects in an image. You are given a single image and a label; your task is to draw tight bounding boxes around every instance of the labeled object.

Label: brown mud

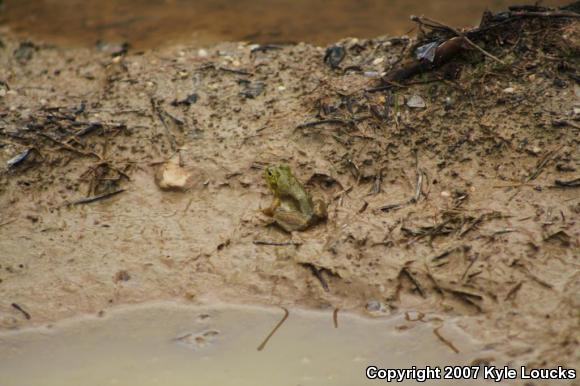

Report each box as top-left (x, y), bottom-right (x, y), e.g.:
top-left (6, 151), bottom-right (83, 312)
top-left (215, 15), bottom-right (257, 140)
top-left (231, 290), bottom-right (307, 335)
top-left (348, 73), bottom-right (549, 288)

top-left (0, 3), bottom-right (579, 382)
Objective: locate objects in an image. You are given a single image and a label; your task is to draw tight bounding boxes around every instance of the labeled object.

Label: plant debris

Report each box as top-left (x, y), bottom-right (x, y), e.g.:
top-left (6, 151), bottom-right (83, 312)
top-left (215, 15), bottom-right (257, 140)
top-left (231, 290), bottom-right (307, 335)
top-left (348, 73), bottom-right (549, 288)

top-left (171, 93), bottom-right (198, 106)
top-left (323, 45), bottom-right (346, 69)
top-left (553, 177), bottom-right (580, 188)
top-left (257, 307), bottom-right (289, 351)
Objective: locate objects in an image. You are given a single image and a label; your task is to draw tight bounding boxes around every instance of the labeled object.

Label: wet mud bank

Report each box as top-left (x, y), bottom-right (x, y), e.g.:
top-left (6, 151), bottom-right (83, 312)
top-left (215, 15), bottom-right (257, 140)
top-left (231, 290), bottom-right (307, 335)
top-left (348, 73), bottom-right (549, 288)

top-left (0, 3), bottom-right (579, 382)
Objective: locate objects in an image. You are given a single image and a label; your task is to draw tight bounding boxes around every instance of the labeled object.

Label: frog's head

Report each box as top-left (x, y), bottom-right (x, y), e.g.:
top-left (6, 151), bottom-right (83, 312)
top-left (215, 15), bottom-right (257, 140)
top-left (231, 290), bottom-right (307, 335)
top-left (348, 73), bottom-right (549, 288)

top-left (264, 164), bottom-right (291, 192)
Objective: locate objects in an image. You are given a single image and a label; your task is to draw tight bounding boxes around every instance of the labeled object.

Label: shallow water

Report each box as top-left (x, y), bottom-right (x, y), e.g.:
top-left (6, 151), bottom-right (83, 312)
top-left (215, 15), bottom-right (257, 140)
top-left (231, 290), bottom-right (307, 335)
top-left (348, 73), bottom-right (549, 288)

top-left (0, 303), bottom-right (494, 386)
top-left (0, 0), bottom-right (569, 49)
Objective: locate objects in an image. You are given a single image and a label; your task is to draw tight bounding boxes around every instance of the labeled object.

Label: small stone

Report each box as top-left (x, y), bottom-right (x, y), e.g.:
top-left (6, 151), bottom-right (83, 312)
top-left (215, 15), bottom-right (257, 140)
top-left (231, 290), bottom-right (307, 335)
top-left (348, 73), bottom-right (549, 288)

top-left (444, 96), bottom-right (454, 109)
top-left (363, 71), bottom-right (380, 78)
top-left (366, 300), bottom-right (383, 312)
top-left (114, 270), bottom-right (130, 282)
top-left (239, 81), bottom-right (264, 99)
top-left (154, 156), bottom-right (205, 192)
top-left (406, 94), bottom-right (426, 109)
top-left (503, 87), bottom-right (515, 93)
top-left (372, 57), bottom-right (384, 65)
top-left (441, 191), bottom-right (451, 198)
top-left (324, 45), bottom-right (346, 69)
top-left (197, 49), bottom-right (208, 57)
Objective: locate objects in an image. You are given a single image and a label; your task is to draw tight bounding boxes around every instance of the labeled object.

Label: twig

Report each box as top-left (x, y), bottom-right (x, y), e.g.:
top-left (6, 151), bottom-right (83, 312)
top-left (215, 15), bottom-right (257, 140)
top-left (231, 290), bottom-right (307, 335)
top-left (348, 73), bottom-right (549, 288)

top-left (553, 178), bottom-right (580, 188)
top-left (296, 119), bottom-right (354, 129)
top-left (552, 119), bottom-right (580, 129)
top-left (400, 267), bottom-right (426, 298)
top-left (196, 63), bottom-right (252, 76)
top-left (0, 219), bottom-right (17, 227)
top-left (431, 245), bottom-right (470, 262)
top-left (253, 240), bottom-right (302, 246)
top-left (300, 263), bottom-right (330, 292)
top-left (460, 255), bottom-right (479, 282)
top-left (257, 307), bottom-right (289, 351)
top-left (11, 303), bottom-right (31, 320)
top-left (411, 169), bottom-right (424, 203)
top-left (333, 308), bottom-right (339, 328)
top-left (150, 98), bottom-right (182, 152)
top-left (441, 287), bottom-right (483, 312)
top-left (505, 282), bottom-right (523, 301)
top-left (412, 16), bottom-right (506, 65)
top-left (433, 326), bottom-right (460, 353)
top-left (526, 145), bottom-right (564, 181)
top-left (218, 67), bottom-right (252, 76)
top-left (517, 266), bottom-right (553, 289)
top-left (250, 44), bottom-right (284, 54)
top-left (39, 133), bottom-right (103, 160)
top-left (379, 162), bottom-right (424, 211)
top-left (512, 10), bottom-right (580, 18)
top-left (68, 189), bottom-right (125, 206)
top-left (378, 203), bottom-right (406, 212)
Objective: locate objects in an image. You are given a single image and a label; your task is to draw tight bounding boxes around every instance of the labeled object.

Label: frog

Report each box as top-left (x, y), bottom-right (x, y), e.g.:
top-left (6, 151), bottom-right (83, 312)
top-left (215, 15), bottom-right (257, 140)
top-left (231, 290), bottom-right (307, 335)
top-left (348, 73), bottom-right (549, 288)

top-left (263, 164), bottom-right (327, 232)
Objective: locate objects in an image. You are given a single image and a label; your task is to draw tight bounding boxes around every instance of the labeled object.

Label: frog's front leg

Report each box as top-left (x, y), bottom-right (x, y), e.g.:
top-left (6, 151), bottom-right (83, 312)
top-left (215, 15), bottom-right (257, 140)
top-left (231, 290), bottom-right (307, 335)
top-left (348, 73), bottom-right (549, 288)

top-left (262, 196), bottom-right (281, 217)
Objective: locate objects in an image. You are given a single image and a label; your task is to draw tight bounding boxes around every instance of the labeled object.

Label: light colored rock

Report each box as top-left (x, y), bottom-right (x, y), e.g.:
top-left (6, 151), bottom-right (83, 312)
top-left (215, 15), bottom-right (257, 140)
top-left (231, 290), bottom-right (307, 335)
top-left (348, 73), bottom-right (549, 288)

top-left (154, 156), bottom-right (204, 191)
top-left (407, 94), bottom-right (426, 108)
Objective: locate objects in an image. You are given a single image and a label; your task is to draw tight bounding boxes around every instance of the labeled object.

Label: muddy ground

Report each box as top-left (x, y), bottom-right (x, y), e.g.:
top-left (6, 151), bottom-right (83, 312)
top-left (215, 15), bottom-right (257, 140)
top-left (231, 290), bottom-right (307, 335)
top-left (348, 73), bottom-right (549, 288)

top-left (0, 5), bottom-right (579, 383)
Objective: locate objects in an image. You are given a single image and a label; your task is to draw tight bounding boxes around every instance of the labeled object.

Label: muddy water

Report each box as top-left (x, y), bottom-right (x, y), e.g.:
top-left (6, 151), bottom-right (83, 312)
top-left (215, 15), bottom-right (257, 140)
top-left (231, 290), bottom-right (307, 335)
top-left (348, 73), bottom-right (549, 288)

top-left (0, 303), bottom-right (494, 386)
top-left (0, 0), bottom-right (569, 49)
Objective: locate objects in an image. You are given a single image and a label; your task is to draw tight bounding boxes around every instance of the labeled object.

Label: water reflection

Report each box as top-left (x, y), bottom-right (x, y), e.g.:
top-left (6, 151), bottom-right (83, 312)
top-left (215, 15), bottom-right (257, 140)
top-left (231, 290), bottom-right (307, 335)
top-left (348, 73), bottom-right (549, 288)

top-left (0, 0), bottom-right (569, 49)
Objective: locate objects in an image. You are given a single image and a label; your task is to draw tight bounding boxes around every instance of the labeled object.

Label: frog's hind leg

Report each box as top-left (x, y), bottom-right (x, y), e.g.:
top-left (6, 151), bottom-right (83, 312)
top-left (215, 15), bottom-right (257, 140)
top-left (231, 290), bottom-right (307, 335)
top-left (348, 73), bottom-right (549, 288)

top-left (272, 206), bottom-right (310, 232)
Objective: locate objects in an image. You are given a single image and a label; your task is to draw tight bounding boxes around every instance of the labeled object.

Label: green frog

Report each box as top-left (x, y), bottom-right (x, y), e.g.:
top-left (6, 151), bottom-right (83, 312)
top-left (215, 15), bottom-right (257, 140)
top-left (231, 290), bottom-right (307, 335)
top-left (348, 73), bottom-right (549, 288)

top-left (263, 164), bottom-right (327, 232)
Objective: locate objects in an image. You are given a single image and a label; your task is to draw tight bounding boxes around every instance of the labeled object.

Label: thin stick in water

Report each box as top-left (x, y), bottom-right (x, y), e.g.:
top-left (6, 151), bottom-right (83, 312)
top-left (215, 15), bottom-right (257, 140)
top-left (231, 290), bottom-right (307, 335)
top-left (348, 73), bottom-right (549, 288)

top-left (433, 326), bottom-right (460, 353)
top-left (257, 307), bottom-right (289, 351)
top-left (333, 308), bottom-right (339, 328)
